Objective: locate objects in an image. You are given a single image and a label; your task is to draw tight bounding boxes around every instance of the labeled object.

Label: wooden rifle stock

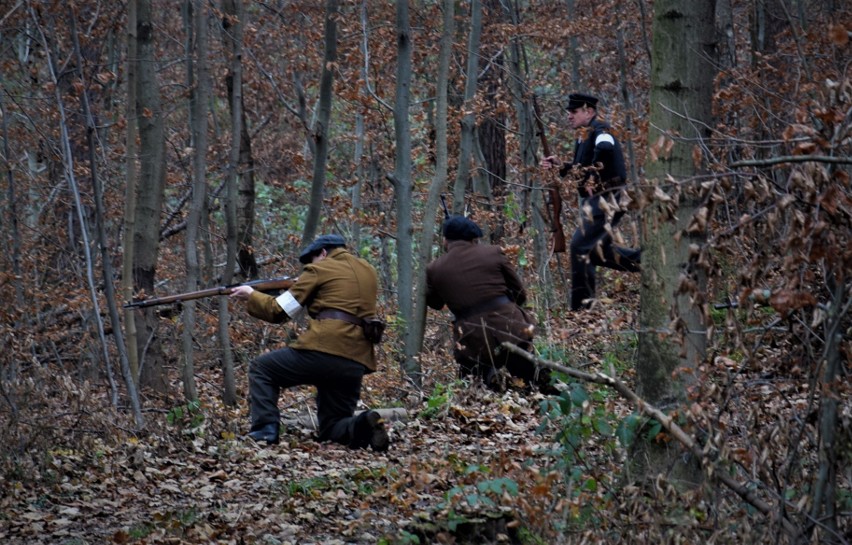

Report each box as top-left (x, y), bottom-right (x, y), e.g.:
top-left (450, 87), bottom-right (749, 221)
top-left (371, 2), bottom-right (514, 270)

top-left (532, 95), bottom-right (566, 253)
top-left (124, 276), bottom-right (294, 309)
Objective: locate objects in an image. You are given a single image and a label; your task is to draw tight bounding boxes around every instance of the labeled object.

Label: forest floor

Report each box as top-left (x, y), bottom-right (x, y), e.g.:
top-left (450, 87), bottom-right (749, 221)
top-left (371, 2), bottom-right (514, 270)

top-left (0, 273), bottom-right (720, 544)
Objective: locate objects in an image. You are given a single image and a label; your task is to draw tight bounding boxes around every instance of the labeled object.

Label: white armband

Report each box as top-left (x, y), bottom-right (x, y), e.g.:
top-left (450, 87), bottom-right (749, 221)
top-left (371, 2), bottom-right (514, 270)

top-left (595, 133), bottom-right (615, 148)
top-left (275, 291), bottom-right (304, 319)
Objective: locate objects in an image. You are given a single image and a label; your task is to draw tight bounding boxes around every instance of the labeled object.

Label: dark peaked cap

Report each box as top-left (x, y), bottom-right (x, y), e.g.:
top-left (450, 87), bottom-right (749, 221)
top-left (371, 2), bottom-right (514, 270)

top-left (566, 93), bottom-right (599, 110)
top-left (299, 234), bottom-right (346, 264)
top-left (443, 215), bottom-right (483, 241)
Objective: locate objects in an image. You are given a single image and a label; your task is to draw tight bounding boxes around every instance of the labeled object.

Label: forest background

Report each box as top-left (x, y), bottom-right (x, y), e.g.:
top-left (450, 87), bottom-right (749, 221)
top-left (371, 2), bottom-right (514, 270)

top-left (0, 0), bottom-right (850, 544)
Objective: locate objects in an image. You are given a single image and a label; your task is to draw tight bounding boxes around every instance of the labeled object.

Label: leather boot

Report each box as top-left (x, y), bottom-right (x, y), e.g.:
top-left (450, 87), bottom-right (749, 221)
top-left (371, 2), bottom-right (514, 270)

top-left (247, 422), bottom-right (280, 445)
top-left (365, 410), bottom-right (389, 452)
top-left (353, 410), bottom-right (389, 452)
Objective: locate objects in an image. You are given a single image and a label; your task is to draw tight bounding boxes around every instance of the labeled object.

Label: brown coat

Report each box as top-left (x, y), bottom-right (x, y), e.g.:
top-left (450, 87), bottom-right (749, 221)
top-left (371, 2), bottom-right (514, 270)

top-left (426, 240), bottom-right (534, 372)
top-left (246, 248), bottom-right (379, 371)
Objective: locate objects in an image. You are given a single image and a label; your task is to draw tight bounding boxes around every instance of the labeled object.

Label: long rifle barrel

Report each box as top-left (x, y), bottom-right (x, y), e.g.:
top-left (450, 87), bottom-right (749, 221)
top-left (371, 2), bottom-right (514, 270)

top-left (440, 194), bottom-right (450, 220)
top-left (123, 276), bottom-right (294, 309)
top-left (532, 95), bottom-right (567, 253)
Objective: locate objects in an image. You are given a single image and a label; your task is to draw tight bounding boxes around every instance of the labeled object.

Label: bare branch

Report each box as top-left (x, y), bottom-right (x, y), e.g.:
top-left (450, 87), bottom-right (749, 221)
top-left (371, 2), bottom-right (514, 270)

top-left (500, 341), bottom-right (802, 539)
top-left (729, 155), bottom-right (852, 168)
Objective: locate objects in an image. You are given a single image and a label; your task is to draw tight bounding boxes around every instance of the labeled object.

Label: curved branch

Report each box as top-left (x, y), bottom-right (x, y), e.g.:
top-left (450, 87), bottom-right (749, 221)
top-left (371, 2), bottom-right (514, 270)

top-left (500, 342), bottom-right (802, 539)
top-left (730, 155), bottom-right (852, 168)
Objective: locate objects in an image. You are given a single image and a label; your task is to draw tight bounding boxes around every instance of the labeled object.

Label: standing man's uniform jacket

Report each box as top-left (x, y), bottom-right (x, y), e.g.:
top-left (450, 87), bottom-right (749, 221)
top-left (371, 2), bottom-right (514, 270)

top-left (245, 247), bottom-right (378, 371)
top-left (426, 240), bottom-right (536, 382)
top-left (560, 118), bottom-right (626, 199)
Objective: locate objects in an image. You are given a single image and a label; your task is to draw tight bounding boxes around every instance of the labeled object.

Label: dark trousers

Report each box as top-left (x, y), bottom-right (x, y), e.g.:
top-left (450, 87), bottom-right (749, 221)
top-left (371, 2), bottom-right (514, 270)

top-left (570, 196), bottom-right (641, 310)
top-left (249, 348), bottom-right (370, 447)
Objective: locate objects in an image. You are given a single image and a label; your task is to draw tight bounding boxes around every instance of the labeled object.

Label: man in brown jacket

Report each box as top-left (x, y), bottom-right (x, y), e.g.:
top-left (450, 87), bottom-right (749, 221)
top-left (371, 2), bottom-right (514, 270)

top-left (426, 216), bottom-right (552, 393)
top-left (229, 234), bottom-right (389, 450)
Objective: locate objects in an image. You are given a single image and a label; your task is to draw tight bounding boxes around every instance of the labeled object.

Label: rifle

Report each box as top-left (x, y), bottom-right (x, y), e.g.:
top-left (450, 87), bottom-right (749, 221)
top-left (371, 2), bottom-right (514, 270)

top-left (532, 94), bottom-right (567, 253)
top-left (123, 276), bottom-right (294, 309)
top-left (440, 193), bottom-right (451, 220)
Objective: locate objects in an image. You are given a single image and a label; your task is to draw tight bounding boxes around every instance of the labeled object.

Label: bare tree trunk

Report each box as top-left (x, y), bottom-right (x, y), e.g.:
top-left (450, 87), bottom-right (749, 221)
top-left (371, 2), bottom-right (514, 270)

top-left (564, 0), bottom-right (582, 87)
top-left (452, 0), bottom-right (481, 215)
top-left (614, 2), bottom-right (638, 184)
top-left (351, 0), bottom-right (372, 252)
top-left (35, 3), bottom-right (124, 411)
top-left (634, 0), bottom-right (716, 487)
top-left (807, 272), bottom-right (846, 542)
top-left (478, 0), bottom-right (506, 242)
top-left (66, 4), bottom-right (144, 429)
top-left (503, 0), bottom-right (553, 302)
top-left (218, 0), bottom-right (244, 406)
top-left (222, 0), bottom-right (257, 279)
top-left (134, 0), bottom-right (168, 393)
top-left (392, 0), bottom-right (418, 388)
top-left (411, 0), bottom-right (454, 375)
top-left (302, 0), bottom-right (339, 244)
top-left (181, 0), bottom-right (211, 402)
top-left (122, 0), bottom-right (141, 385)
top-left (0, 84), bottom-right (24, 309)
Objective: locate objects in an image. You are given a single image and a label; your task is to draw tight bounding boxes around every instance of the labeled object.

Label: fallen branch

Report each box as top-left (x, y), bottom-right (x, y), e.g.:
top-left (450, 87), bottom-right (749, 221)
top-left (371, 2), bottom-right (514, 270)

top-left (500, 342), bottom-right (801, 539)
top-left (729, 155), bottom-right (852, 168)
top-left (280, 408), bottom-right (408, 430)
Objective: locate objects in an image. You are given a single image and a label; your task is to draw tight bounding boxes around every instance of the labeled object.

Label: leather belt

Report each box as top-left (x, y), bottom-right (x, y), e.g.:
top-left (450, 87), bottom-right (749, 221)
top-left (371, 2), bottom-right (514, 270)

top-left (453, 295), bottom-right (512, 322)
top-left (315, 309), bottom-right (364, 327)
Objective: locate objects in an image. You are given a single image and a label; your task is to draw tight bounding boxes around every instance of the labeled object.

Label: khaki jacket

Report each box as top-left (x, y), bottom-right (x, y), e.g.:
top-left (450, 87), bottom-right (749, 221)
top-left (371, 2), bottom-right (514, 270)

top-left (246, 248), bottom-right (379, 371)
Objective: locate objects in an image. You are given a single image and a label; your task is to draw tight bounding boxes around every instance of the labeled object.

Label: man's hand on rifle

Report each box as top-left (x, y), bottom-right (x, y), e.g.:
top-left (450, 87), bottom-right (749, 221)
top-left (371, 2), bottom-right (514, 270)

top-left (229, 285), bottom-right (254, 301)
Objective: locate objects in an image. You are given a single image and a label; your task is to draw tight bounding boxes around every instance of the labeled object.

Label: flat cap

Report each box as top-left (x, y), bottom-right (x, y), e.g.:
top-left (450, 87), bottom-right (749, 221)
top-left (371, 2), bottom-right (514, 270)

top-left (566, 93), bottom-right (599, 111)
top-left (299, 234), bottom-right (346, 264)
top-left (442, 215), bottom-right (483, 241)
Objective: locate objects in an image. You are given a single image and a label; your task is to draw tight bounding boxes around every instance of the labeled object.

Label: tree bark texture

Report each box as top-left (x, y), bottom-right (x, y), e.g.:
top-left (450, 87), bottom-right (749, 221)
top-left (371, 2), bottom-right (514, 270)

top-left (134, 0), bottom-right (168, 393)
top-left (222, 0), bottom-right (257, 280)
top-left (393, 0), bottom-right (418, 387)
top-left (452, 0), bottom-right (481, 215)
top-left (302, 0), bottom-right (339, 245)
top-left (219, 0), bottom-right (245, 406)
top-left (635, 0), bottom-right (717, 487)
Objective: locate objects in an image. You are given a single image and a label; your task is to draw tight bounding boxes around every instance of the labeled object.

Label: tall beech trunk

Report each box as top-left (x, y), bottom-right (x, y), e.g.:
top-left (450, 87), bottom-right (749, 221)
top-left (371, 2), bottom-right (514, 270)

top-left (634, 0), bottom-right (717, 488)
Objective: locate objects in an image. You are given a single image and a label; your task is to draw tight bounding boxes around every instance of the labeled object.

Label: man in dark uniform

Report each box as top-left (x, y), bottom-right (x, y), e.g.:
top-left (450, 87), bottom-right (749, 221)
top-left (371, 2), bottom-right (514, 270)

top-left (229, 234), bottom-right (389, 450)
top-left (541, 92), bottom-right (641, 311)
top-left (425, 215), bottom-right (552, 393)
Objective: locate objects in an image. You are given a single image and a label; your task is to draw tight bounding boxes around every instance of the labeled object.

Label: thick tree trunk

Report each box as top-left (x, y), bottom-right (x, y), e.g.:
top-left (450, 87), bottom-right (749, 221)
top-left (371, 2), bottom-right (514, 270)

top-left (134, 0), bottom-right (168, 394)
top-left (393, 1), bottom-right (418, 387)
top-left (181, 0), bottom-right (210, 402)
top-left (634, 0), bottom-right (716, 488)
